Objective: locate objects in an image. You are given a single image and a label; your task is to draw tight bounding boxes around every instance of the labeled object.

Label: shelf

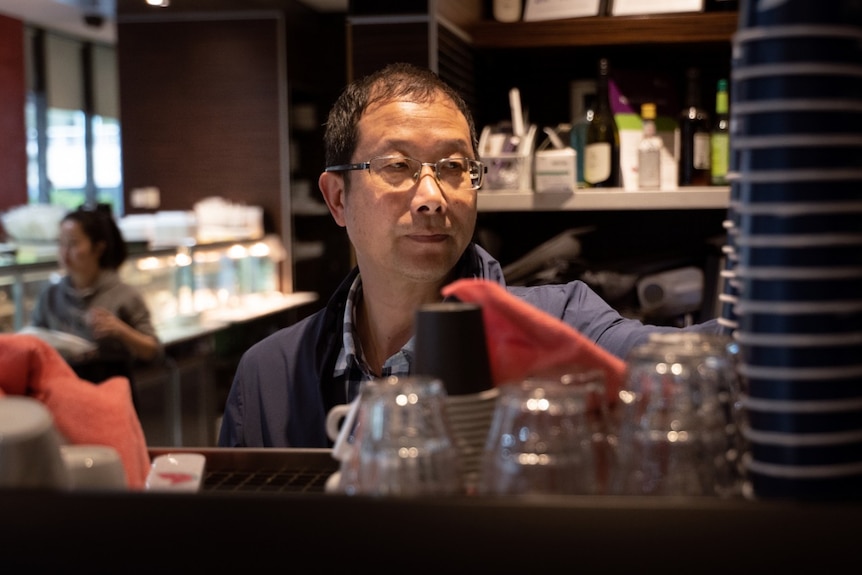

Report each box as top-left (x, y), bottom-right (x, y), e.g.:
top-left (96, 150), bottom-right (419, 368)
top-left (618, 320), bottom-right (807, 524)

top-left (467, 12), bottom-right (739, 48)
top-left (477, 187), bottom-right (730, 212)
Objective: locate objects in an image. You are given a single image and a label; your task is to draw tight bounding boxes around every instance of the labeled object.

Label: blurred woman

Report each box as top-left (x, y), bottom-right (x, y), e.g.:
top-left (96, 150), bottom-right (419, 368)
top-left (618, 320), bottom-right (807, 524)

top-left (30, 205), bottom-right (162, 398)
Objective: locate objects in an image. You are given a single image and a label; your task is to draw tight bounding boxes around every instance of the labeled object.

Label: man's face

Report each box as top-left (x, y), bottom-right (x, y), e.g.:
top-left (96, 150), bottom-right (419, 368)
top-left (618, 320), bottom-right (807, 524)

top-left (320, 94), bottom-right (478, 288)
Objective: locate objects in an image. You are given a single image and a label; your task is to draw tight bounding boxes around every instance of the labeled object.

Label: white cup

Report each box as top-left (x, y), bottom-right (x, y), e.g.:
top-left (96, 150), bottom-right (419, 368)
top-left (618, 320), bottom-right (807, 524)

top-left (60, 444), bottom-right (128, 491)
top-left (0, 396), bottom-right (71, 489)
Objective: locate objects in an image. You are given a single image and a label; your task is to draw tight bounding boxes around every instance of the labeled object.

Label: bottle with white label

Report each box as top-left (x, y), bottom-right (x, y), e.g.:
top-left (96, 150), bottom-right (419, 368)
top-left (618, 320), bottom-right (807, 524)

top-left (638, 102), bottom-right (662, 190)
top-left (493, 0), bottom-right (522, 22)
top-left (584, 57), bottom-right (620, 188)
top-left (678, 67), bottom-right (711, 187)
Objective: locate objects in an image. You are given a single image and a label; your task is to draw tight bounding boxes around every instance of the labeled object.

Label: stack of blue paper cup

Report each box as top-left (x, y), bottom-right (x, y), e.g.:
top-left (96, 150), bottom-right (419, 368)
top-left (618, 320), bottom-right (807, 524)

top-left (727, 0), bottom-right (862, 499)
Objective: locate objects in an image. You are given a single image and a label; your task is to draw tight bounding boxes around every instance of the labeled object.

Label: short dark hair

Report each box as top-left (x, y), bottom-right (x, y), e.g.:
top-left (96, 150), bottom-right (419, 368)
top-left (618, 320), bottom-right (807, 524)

top-left (63, 204), bottom-right (128, 270)
top-left (323, 62), bottom-right (479, 174)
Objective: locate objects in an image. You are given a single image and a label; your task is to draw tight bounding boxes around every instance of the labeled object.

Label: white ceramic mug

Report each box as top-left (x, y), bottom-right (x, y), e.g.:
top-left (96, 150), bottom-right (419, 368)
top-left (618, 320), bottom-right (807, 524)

top-left (60, 444), bottom-right (128, 491)
top-left (0, 396), bottom-right (71, 490)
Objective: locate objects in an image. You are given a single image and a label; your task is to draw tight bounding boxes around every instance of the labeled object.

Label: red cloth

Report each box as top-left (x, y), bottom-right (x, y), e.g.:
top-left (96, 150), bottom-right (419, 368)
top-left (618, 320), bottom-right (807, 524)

top-left (0, 334), bottom-right (150, 490)
top-left (442, 278), bottom-right (626, 404)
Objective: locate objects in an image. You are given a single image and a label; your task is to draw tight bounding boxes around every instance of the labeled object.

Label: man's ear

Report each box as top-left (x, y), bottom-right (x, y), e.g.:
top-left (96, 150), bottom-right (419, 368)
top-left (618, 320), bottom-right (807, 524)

top-left (318, 171), bottom-right (347, 228)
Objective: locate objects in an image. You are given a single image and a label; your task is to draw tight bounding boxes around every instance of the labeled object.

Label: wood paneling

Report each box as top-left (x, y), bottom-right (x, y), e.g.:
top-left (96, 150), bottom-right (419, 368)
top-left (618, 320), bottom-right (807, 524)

top-left (117, 18), bottom-right (284, 228)
top-left (0, 15), bottom-right (28, 215)
top-left (348, 22), bottom-right (432, 80)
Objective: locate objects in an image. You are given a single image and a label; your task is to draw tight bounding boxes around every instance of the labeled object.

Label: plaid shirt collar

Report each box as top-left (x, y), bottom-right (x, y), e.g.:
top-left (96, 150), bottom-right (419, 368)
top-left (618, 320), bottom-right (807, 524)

top-left (333, 275), bottom-right (413, 395)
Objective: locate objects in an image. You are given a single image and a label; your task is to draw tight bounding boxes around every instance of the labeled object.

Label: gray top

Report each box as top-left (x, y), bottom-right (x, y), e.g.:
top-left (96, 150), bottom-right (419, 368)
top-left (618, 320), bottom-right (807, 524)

top-left (30, 270), bottom-right (161, 366)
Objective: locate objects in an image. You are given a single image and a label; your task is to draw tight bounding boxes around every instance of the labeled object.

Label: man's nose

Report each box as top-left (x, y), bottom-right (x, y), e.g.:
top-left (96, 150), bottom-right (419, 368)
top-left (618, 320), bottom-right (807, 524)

top-left (414, 164), bottom-right (445, 212)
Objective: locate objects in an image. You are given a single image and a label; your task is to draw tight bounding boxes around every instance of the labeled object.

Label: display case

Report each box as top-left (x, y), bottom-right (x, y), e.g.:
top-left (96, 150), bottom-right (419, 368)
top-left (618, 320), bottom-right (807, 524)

top-left (1, 237), bottom-right (318, 448)
top-left (0, 236), bottom-right (287, 334)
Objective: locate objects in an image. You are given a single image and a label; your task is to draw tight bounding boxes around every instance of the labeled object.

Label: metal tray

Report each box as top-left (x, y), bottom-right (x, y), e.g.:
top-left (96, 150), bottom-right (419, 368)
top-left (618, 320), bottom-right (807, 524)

top-left (147, 447), bottom-right (338, 494)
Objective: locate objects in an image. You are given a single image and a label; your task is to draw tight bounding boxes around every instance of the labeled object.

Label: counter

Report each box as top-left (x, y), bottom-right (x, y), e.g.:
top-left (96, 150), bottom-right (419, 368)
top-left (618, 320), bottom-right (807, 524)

top-left (2, 446), bottom-right (859, 573)
top-left (136, 292), bottom-right (319, 447)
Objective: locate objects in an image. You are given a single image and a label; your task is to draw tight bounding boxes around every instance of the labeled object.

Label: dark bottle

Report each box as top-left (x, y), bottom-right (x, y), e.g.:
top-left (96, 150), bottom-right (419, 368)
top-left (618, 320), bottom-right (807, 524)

top-left (584, 58), bottom-right (621, 188)
top-left (678, 67), bottom-right (712, 187)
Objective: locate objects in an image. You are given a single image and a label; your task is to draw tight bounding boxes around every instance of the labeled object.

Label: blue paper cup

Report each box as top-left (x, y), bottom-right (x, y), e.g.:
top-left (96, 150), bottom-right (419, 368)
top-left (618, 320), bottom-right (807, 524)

top-left (734, 172), bottom-right (862, 202)
top-left (739, 362), bottom-right (862, 400)
top-left (742, 377), bottom-right (862, 403)
top-left (735, 299), bottom-right (862, 335)
top-left (735, 144), bottom-right (862, 171)
top-left (732, 25), bottom-right (862, 66)
top-left (745, 460), bottom-right (862, 500)
top-left (735, 233), bottom-right (862, 267)
top-left (742, 395), bottom-right (862, 435)
top-left (736, 332), bottom-right (862, 369)
top-left (731, 66), bottom-right (862, 102)
top-left (730, 105), bottom-right (862, 136)
top-left (738, 0), bottom-right (862, 28)
top-left (736, 271), bottom-right (862, 301)
top-left (735, 207), bottom-right (862, 235)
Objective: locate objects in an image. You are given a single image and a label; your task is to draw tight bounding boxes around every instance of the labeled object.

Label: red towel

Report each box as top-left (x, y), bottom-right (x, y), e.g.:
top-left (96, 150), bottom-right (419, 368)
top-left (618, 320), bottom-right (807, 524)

top-left (442, 278), bottom-right (626, 404)
top-left (0, 334), bottom-right (150, 490)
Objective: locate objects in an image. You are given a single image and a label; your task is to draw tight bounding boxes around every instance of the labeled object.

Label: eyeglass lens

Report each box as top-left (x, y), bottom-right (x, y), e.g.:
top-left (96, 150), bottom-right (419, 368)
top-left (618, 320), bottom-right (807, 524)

top-left (369, 156), bottom-right (482, 190)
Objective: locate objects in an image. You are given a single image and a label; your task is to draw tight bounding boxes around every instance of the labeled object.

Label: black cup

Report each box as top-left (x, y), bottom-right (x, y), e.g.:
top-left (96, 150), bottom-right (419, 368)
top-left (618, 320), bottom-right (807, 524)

top-left (414, 302), bottom-right (494, 396)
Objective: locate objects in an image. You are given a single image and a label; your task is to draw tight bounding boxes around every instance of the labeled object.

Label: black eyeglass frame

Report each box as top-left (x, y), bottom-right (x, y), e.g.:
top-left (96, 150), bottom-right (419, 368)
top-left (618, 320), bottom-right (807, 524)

top-left (325, 155), bottom-right (487, 190)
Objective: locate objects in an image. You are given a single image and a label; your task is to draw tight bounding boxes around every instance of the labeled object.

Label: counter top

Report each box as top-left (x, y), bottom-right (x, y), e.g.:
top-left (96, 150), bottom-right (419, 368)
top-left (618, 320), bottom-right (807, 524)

top-left (154, 291), bottom-right (319, 346)
top-left (2, 485), bottom-right (859, 572)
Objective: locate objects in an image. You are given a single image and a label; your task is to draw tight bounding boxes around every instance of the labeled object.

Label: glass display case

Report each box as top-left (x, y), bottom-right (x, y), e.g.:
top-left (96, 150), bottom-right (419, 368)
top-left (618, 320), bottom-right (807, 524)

top-left (0, 235), bottom-right (287, 334)
top-left (1, 235), bottom-right (318, 448)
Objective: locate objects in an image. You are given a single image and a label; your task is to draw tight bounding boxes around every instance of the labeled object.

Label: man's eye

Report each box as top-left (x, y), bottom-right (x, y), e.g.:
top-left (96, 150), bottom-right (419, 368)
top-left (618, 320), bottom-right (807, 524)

top-left (440, 159), bottom-right (465, 171)
top-left (385, 160), bottom-right (411, 171)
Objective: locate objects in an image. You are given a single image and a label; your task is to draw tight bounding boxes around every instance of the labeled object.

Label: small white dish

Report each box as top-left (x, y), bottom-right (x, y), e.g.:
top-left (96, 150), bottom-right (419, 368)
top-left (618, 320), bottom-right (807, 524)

top-left (17, 326), bottom-right (97, 357)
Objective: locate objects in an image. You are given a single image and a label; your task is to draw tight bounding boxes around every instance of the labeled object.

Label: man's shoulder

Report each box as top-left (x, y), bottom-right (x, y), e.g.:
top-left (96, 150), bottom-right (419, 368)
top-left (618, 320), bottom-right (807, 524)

top-left (243, 306), bottom-right (329, 358)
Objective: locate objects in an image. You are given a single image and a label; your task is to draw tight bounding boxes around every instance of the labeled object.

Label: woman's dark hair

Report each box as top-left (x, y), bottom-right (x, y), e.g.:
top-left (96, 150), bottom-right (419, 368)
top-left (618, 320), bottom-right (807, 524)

top-left (63, 204), bottom-right (128, 270)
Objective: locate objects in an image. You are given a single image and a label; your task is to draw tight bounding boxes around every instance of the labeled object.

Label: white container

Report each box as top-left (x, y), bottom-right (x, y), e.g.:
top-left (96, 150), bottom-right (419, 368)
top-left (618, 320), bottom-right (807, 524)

top-left (534, 148), bottom-right (577, 193)
top-left (494, 0), bottom-right (523, 22)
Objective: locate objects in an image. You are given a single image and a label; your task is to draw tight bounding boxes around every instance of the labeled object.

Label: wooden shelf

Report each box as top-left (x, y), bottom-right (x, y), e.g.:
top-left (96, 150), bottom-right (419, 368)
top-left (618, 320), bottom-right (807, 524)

top-left (477, 187), bottom-right (730, 212)
top-left (466, 12), bottom-right (739, 48)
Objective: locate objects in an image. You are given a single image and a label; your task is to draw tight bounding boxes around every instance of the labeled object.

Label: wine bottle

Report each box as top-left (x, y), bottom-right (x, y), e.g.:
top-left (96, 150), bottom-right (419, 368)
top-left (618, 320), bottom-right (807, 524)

top-left (584, 58), bottom-right (621, 188)
top-left (678, 67), bottom-right (711, 187)
top-left (570, 93), bottom-right (595, 188)
top-left (710, 78), bottom-right (730, 186)
top-left (638, 103), bottom-right (662, 190)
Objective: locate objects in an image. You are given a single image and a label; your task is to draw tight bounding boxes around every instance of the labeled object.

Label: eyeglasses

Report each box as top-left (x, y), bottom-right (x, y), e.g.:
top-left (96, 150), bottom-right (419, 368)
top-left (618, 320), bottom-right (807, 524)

top-left (325, 155), bottom-right (486, 191)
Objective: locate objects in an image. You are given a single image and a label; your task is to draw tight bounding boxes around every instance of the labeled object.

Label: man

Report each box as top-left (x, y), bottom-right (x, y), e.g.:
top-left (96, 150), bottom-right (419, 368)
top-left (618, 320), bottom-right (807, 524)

top-left (218, 62), bottom-right (719, 448)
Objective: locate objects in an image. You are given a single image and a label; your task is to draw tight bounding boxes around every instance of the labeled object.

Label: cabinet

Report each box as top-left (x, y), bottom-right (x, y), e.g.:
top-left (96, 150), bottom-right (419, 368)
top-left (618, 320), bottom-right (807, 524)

top-left (347, 2), bottom-right (735, 322)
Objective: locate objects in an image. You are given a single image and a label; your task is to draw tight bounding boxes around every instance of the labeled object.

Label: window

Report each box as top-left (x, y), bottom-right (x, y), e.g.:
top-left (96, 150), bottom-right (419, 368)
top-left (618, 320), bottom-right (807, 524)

top-left (25, 28), bottom-right (123, 216)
